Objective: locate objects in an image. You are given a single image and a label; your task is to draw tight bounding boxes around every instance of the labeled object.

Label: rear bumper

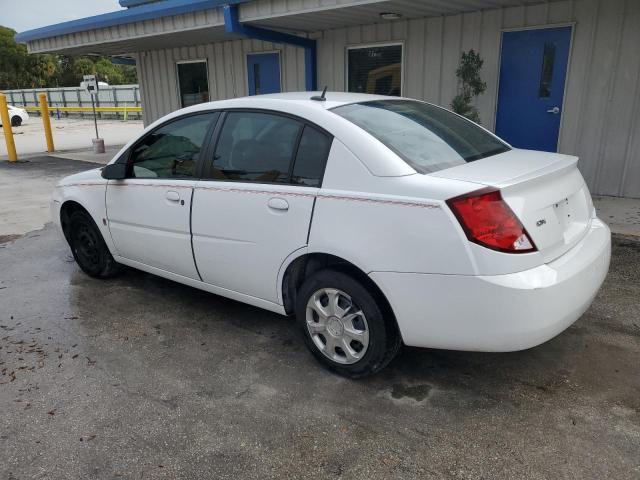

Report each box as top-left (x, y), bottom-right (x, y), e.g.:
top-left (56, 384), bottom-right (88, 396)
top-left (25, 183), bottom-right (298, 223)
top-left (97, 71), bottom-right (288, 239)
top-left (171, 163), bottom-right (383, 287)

top-left (370, 218), bottom-right (611, 351)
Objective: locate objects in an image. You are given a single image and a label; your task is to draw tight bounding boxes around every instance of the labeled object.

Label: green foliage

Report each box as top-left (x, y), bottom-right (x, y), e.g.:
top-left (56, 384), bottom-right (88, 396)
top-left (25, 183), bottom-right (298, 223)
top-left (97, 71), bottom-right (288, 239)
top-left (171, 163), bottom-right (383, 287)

top-left (451, 49), bottom-right (487, 124)
top-left (0, 26), bottom-right (137, 89)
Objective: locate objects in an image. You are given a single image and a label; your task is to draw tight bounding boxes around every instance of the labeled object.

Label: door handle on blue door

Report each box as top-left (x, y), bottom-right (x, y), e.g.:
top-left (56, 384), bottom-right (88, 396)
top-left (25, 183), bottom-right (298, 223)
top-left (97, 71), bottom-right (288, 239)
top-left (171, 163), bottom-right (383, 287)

top-left (547, 106), bottom-right (560, 114)
top-left (268, 197), bottom-right (289, 211)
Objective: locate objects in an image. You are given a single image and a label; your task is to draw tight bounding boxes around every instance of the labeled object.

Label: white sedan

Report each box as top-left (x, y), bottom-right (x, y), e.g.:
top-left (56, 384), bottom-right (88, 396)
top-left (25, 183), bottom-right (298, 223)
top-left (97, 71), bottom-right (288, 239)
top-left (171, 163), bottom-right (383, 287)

top-left (0, 105), bottom-right (29, 127)
top-left (51, 92), bottom-right (611, 377)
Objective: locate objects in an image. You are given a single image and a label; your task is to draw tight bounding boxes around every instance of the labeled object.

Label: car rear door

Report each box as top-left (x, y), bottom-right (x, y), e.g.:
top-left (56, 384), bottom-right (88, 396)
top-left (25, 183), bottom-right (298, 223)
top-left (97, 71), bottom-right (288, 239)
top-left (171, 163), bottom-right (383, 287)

top-left (106, 112), bottom-right (219, 279)
top-left (191, 110), bottom-right (333, 303)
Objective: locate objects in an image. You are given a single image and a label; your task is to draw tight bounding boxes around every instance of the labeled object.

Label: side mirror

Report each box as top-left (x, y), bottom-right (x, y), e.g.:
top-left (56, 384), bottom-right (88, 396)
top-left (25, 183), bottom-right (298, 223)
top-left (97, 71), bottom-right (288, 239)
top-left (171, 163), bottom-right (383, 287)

top-left (101, 163), bottom-right (127, 180)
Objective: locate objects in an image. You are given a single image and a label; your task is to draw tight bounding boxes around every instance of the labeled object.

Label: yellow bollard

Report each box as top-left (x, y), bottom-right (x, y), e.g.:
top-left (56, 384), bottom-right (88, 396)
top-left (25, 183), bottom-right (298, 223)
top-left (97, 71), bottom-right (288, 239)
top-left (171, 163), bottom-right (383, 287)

top-left (0, 93), bottom-right (18, 162)
top-left (38, 93), bottom-right (54, 152)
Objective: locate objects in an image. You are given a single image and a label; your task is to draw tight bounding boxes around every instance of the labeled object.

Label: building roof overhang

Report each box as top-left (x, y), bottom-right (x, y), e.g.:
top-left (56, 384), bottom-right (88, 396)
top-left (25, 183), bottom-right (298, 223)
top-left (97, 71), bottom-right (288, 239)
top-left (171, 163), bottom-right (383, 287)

top-left (15, 0), bottom-right (556, 56)
top-left (14, 0), bottom-right (248, 44)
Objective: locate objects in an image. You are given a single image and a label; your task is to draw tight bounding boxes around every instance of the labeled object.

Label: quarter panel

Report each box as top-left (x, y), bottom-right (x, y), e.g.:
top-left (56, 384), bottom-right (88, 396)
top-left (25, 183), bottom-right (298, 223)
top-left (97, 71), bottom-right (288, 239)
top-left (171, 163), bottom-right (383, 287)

top-left (312, 138), bottom-right (476, 276)
top-left (309, 194), bottom-right (473, 275)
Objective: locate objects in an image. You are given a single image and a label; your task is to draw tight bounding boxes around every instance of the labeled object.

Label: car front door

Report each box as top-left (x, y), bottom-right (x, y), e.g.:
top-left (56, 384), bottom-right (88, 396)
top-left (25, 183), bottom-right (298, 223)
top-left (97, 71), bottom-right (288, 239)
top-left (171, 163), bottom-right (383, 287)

top-left (106, 112), bottom-right (219, 279)
top-left (191, 110), bottom-right (333, 303)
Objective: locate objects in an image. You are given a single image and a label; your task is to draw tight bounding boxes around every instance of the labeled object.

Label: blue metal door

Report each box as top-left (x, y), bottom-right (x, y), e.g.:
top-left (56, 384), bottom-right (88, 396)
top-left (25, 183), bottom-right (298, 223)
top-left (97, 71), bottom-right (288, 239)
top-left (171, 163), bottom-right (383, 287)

top-left (247, 53), bottom-right (281, 95)
top-left (496, 27), bottom-right (572, 152)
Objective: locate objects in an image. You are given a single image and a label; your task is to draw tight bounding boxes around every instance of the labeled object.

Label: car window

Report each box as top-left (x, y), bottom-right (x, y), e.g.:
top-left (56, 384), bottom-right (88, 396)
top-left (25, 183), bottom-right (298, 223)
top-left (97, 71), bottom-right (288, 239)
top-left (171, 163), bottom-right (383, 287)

top-left (291, 126), bottom-right (332, 187)
top-left (209, 111), bottom-right (303, 183)
top-left (129, 113), bottom-right (217, 179)
top-left (332, 100), bottom-right (510, 173)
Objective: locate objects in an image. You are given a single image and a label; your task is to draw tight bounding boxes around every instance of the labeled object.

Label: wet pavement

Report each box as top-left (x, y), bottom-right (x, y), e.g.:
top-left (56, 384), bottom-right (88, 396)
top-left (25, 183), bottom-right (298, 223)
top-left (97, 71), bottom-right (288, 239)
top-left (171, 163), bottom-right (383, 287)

top-left (0, 224), bottom-right (639, 479)
top-left (1, 158), bottom-right (639, 479)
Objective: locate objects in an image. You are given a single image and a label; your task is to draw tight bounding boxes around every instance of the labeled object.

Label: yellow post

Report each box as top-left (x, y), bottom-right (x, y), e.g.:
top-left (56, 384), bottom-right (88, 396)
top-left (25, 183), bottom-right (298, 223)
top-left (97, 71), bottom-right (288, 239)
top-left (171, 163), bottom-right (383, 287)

top-left (0, 93), bottom-right (18, 162)
top-left (39, 93), bottom-right (54, 152)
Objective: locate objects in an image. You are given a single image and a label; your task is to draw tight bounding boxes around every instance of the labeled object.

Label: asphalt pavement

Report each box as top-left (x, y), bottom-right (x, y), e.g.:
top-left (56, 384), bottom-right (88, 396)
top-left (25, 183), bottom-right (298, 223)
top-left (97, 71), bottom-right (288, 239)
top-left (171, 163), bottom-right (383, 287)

top-left (0, 158), bottom-right (639, 479)
top-left (0, 157), bottom-right (640, 480)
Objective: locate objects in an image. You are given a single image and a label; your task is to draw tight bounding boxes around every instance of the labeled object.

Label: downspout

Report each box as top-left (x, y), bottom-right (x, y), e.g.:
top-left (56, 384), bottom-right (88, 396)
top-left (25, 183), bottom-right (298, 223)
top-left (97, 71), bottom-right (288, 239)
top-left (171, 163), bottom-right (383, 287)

top-left (223, 4), bottom-right (317, 91)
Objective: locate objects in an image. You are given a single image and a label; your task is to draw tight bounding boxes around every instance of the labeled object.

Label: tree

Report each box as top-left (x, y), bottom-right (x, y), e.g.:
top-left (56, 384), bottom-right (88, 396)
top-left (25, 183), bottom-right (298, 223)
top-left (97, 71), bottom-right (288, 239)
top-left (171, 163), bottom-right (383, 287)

top-left (451, 49), bottom-right (487, 124)
top-left (0, 25), bottom-right (137, 89)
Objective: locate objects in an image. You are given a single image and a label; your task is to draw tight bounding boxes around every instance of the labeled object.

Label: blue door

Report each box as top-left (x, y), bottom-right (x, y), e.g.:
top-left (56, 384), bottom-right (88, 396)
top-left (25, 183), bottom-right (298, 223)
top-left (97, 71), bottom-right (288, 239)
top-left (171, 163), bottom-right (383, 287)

top-left (247, 53), bottom-right (281, 95)
top-left (496, 27), bottom-right (572, 152)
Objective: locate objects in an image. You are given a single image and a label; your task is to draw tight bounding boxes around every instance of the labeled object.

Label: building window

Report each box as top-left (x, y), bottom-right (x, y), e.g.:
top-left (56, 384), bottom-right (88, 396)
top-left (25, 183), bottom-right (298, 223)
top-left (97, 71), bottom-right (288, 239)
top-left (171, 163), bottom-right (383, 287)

top-left (177, 61), bottom-right (210, 108)
top-left (347, 44), bottom-right (402, 96)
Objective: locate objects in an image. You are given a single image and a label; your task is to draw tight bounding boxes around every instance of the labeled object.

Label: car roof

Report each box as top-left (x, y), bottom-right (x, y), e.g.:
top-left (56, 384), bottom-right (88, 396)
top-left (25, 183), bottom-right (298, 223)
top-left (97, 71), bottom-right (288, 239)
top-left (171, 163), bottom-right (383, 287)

top-left (184, 91), bottom-right (399, 112)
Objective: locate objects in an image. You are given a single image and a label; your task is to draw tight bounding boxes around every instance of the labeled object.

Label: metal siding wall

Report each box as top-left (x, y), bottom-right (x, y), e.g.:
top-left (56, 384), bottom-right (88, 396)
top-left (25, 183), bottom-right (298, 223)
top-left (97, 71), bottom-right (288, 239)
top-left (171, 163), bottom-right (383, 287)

top-left (137, 38), bottom-right (307, 123)
top-left (311, 0), bottom-right (640, 197)
top-left (133, 0), bottom-right (639, 196)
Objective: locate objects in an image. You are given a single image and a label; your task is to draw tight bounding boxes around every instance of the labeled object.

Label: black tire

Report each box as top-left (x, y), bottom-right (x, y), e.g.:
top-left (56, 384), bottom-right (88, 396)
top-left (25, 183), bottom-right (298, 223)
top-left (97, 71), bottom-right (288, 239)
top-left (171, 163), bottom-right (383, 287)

top-left (67, 210), bottom-right (121, 278)
top-left (295, 269), bottom-right (401, 378)
top-left (11, 116), bottom-right (22, 127)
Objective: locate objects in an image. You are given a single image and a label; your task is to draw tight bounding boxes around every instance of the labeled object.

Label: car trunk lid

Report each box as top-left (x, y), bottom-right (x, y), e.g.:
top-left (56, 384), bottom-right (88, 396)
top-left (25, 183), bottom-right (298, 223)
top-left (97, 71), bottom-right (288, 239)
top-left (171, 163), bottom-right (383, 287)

top-left (432, 149), bottom-right (594, 263)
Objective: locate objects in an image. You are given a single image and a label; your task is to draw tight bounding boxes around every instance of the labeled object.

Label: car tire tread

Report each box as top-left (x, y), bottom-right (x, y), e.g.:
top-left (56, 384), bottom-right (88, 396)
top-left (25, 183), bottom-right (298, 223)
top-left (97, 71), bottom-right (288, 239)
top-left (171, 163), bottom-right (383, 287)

top-left (68, 210), bottom-right (121, 279)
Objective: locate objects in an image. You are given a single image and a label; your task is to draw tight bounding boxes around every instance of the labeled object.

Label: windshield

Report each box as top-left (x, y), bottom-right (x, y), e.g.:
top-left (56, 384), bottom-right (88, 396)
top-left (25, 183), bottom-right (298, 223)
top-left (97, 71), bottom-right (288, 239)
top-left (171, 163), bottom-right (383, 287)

top-left (331, 100), bottom-right (510, 173)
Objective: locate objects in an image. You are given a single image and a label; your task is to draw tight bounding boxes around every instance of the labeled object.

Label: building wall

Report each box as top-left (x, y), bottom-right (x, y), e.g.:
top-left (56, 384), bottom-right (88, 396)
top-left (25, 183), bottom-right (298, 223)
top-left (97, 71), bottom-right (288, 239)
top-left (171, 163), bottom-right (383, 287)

top-left (136, 0), bottom-right (640, 197)
top-left (135, 39), bottom-right (306, 124)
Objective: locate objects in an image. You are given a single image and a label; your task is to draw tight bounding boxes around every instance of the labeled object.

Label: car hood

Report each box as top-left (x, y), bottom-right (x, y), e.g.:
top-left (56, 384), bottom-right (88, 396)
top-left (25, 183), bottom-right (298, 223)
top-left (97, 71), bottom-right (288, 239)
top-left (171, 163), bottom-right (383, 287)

top-left (57, 168), bottom-right (104, 187)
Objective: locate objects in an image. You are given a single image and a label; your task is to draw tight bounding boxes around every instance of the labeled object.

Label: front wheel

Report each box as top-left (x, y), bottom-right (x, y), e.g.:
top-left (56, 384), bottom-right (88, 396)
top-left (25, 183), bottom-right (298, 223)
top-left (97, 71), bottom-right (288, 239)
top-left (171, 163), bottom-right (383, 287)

top-left (11, 116), bottom-right (22, 127)
top-left (67, 210), bottom-right (121, 278)
top-left (296, 269), bottom-right (401, 378)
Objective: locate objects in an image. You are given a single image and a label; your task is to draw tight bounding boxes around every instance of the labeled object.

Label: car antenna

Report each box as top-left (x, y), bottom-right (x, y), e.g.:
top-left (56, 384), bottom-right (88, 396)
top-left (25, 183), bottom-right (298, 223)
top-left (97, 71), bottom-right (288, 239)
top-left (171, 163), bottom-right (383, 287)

top-left (310, 86), bottom-right (328, 102)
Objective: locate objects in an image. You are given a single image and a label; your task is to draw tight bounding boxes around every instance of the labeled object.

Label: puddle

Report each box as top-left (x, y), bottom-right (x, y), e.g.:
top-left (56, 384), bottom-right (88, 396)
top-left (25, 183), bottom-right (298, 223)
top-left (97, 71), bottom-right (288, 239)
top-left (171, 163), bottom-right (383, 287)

top-left (390, 383), bottom-right (432, 402)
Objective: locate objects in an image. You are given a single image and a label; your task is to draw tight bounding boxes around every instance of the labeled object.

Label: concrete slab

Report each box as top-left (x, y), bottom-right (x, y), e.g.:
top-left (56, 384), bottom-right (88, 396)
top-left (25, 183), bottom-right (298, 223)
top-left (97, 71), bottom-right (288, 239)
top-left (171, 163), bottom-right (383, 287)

top-left (0, 224), bottom-right (638, 479)
top-left (594, 195), bottom-right (640, 237)
top-left (0, 156), bottom-right (100, 237)
top-left (0, 117), bottom-right (143, 159)
top-left (47, 145), bottom-right (123, 165)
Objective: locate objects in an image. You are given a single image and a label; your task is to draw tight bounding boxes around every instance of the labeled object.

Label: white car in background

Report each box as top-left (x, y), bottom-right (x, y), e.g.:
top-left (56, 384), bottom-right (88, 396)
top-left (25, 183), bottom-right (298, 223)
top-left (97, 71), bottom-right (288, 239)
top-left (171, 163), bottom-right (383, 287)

top-left (51, 92), bottom-right (611, 378)
top-left (0, 105), bottom-right (29, 127)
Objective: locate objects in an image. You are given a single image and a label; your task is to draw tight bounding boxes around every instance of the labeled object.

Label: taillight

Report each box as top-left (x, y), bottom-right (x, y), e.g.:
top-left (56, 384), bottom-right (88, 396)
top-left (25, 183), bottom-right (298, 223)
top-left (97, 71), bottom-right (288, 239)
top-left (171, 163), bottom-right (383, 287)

top-left (446, 188), bottom-right (536, 253)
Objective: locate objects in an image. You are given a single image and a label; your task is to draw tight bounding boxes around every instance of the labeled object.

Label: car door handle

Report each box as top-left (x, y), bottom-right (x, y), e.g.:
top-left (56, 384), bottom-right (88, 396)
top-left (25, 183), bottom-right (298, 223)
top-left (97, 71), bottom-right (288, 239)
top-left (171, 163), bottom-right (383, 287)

top-left (268, 197), bottom-right (289, 211)
top-left (166, 191), bottom-right (181, 202)
top-left (547, 106), bottom-right (560, 114)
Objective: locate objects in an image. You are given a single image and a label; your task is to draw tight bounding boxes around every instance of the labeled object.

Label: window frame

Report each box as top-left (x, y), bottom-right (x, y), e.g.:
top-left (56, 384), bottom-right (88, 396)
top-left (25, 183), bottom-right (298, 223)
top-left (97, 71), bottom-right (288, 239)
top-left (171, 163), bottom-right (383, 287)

top-left (176, 59), bottom-right (211, 109)
top-left (202, 108), bottom-right (334, 188)
top-left (345, 41), bottom-right (405, 97)
top-left (115, 111), bottom-right (222, 180)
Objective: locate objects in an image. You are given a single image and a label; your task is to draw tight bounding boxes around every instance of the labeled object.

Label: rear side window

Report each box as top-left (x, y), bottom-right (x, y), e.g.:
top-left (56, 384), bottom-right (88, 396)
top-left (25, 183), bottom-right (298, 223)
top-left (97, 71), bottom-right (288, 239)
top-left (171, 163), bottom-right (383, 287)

top-left (291, 126), bottom-right (332, 187)
top-left (210, 111), bottom-right (302, 183)
top-left (129, 113), bottom-right (217, 179)
top-left (332, 100), bottom-right (510, 173)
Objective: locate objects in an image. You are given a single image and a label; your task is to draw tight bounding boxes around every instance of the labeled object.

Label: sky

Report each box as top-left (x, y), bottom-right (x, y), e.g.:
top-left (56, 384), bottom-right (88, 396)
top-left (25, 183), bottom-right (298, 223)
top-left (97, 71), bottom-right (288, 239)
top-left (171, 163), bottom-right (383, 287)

top-left (1, 0), bottom-right (123, 32)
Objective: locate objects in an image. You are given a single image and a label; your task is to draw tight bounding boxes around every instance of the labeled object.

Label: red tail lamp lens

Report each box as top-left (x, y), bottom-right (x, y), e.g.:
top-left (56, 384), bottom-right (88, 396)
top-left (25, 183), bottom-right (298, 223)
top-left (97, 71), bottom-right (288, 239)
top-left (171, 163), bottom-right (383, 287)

top-left (447, 189), bottom-right (536, 253)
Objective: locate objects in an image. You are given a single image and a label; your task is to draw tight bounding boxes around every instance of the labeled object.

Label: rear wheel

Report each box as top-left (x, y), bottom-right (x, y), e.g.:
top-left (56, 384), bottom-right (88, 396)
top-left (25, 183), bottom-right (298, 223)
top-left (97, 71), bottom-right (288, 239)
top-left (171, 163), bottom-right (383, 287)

top-left (67, 210), bottom-right (121, 278)
top-left (296, 269), bottom-right (400, 378)
top-left (11, 116), bottom-right (22, 127)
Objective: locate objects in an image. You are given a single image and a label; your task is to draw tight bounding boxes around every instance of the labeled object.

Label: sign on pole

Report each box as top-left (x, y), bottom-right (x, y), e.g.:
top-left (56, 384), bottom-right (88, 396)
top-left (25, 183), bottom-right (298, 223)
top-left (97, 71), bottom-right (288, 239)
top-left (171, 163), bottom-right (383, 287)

top-left (82, 74), bottom-right (105, 153)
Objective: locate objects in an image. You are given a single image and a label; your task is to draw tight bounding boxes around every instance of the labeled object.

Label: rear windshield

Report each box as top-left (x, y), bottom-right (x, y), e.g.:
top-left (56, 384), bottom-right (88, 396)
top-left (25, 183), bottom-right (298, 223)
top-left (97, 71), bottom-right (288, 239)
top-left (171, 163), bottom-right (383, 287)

top-left (331, 100), bottom-right (510, 173)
